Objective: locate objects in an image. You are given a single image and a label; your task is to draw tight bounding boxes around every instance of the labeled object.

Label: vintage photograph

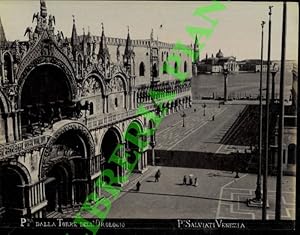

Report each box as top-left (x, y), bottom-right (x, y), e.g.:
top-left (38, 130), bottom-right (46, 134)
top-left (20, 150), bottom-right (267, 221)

top-left (0, 0), bottom-right (298, 234)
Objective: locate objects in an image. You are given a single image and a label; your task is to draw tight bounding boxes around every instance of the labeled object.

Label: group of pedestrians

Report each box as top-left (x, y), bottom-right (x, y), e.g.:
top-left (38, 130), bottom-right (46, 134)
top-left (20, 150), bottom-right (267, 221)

top-left (183, 175), bottom-right (198, 186)
top-left (136, 169), bottom-right (161, 191)
top-left (136, 170), bottom-right (199, 191)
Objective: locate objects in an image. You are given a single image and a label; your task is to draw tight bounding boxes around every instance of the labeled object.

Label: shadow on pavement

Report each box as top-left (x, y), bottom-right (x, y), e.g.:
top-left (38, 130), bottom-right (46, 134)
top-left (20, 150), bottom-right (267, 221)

top-left (121, 190), bottom-right (243, 204)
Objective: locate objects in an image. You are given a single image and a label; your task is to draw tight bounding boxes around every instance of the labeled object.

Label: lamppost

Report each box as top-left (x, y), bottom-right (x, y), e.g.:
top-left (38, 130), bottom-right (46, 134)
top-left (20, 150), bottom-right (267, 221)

top-left (202, 103), bottom-right (207, 116)
top-left (150, 135), bottom-right (156, 166)
top-left (262, 5), bottom-right (273, 221)
top-left (181, 112), bottom-right (186, 127)
top-left (223, 66), bottom-right (229, 102)
top-left (247, 20), bottom-right (265, 208)
top-left (271, 63), bottom-right (279, 104)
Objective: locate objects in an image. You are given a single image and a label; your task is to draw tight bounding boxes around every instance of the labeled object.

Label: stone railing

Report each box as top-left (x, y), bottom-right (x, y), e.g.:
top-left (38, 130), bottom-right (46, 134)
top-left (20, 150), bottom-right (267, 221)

top-left (0, 104), bottom-right (156, 160)
top-left (0, 135), bottom-right (50, 160)
top-left (84, 103), bottom-right (156, 130)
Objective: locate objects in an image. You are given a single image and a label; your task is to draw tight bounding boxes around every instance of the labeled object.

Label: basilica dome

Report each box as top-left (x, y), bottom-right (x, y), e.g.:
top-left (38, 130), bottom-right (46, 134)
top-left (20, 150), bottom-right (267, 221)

top-left (216, 49), bottom-right (224, 58)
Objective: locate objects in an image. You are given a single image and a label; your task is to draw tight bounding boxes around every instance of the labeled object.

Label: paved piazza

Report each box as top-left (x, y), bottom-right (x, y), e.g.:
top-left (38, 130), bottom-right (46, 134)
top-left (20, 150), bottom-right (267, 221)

top-left (107, 166), bottom-right (295, 220)
top-left (156, 103), bottom-right (245, 152)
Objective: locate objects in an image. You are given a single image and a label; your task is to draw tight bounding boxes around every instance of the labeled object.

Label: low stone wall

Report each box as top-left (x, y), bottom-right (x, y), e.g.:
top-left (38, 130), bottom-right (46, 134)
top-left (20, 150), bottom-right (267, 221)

top-left (149, 149), bottom-right (253, 173)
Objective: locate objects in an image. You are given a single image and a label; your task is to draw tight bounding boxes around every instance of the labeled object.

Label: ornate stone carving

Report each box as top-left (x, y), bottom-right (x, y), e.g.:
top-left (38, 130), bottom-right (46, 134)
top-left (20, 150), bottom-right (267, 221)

top-left (81, 77), bottom-right (102, 97)
top-left (41, 40), bottom-right (54, 56)
top-left (40, 121), bottom-right (95, 178)
top-left (16, 31), bottom-right (76, 88)
top-left (107, 76), bottom-right (124, 93)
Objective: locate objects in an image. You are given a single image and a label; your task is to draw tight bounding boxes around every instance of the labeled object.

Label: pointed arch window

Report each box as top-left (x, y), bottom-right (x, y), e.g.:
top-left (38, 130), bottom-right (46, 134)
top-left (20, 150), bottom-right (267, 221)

top-left (77, 54), bottom-right (83, 76)
top-left (89, 102), bottom-right (94, 115)
top-left (139, 62), bottom-right (145, 76)
top-left (3, 53), bottom-right (13, 84)
top-left (184, 61), bottom-right (187, 73)
top-left (163, 61), bottom-right (168, 74)
top-left (174, 62), bottom-right (178, 74)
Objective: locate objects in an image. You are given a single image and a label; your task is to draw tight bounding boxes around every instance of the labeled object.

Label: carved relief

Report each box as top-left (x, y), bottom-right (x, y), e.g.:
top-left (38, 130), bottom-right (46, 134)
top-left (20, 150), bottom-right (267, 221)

top-left (81, 77), bottom-right (102, 97)
top-left (40, 122), bottom-right (95, 178)
top-left (41, 40), bottom-right (54, 56)
top-left (17, 32), bottom-right (76, 87)
top-left (107, 76), bottom-right (124, 93)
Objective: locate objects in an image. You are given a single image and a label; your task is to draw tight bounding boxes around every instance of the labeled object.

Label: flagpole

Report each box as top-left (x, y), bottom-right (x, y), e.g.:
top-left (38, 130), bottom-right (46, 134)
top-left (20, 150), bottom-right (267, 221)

top-left (262, 5), bottom-right (273, 221)
top-left (275, 1), bottom-right (287, 221)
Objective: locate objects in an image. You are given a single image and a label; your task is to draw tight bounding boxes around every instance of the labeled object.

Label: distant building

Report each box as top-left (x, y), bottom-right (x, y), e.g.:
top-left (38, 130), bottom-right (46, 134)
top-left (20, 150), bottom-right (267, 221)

top-left (196, 49), bottom-right (239, 74)
top-left (238, 59), bottom-right (269, 72)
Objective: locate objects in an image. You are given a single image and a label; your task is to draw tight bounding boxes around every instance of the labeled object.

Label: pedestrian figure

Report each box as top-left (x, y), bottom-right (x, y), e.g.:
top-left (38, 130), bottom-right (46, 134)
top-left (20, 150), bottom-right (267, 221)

top-left (235, 168), bottom-right (240, 178)
top-left (183, 175), bottom-right (187, 185)
top-left (155, 170), bottom-right (161, 182)
top-left (136, 181), bottom-right (141, 191)
top-left (194, 177), bottom-right (198, 187)
top-left (212, 115), bottom-right (215, 121)
top-left (194, 108), bottom-right (197, 112)
top-left (189, 175), bottom-right (193, 185)
top-left (155, 173), bottom-right (158, 182)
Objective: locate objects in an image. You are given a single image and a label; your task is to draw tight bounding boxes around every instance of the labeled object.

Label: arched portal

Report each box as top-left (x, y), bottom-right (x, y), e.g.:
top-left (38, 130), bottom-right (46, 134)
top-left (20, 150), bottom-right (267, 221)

top-left (0, 165), bottom-right (29, 221)
top-left (42, 125), bottom-right (93, 214)
top-left (20, 64), bottom-right (73, 136)
top-left (101, 127), bottom-right (122, 183)
top-left (45, 162), bottom-right (72, 212)
top-left (125, 121), bottom-right (144, 172)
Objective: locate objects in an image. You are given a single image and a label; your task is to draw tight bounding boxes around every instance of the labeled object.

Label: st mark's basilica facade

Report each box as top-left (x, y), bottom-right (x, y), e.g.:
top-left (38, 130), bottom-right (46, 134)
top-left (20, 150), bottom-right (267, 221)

top-left (0, 0), bottom-right (195, 219)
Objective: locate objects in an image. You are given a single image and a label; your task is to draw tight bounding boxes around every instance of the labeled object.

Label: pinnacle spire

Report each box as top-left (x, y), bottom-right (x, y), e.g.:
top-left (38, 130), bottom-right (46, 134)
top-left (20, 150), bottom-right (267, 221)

top-left (87, 26), bottom-right (92, 44)
top-left (150, 28), bottom-right (154, 41)
top-left (194, 34), bottom-right (198, 46)
top-left (0, 17), bottom-right (7, 47)
top-left (124, 26), bottom-right (133, 56)
top-left (71, 15), bottom-right (79, 48)
top-left (98, 22), bottom-right (109, 61)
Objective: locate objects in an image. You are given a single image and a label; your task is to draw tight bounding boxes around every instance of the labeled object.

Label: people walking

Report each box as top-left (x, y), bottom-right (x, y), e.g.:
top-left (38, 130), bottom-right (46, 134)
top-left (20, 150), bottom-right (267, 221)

top-left (189, 175), bottom-right (193, 185)
top-left (183, 175), bottom-right (187, 185)
top-left (136, 181), bottom-right (141, 191)
top-left (155, 169), bottom-right (161, 182)
top-left (194, 177), bottom-right (198, 187)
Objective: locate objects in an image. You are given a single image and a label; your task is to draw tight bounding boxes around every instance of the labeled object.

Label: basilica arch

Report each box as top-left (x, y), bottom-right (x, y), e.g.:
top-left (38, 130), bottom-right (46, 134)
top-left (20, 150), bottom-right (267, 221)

top-left (17, 56), bottom-right (79, 137)
top-left (0, 162), bottom-right (31, 220)
top-left (125, 119), bottom-right (147, 172)
top-left (17, 57), bottom-right (77, 108)
top-left (39, 121), bottom-right (95, 212)
top-left (100, 126), bottom-right (124, 184)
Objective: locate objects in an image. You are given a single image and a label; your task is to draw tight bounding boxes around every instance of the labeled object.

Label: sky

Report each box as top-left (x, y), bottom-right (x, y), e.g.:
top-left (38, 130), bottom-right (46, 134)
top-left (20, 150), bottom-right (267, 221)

top-left (0, 1), bottom-right (298, 61)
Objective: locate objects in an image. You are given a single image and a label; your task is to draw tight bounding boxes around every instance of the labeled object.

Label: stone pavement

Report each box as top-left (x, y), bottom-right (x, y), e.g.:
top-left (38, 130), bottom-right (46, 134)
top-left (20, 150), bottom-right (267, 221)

top-left (217, 173), bottom-right (295, 220)
top-left (107, 166), bottom-right (296, 220)
top-left (156, 104), bottom-right (246, 152)
top-left (47, 166), bottom-right (160, 219)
